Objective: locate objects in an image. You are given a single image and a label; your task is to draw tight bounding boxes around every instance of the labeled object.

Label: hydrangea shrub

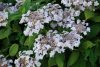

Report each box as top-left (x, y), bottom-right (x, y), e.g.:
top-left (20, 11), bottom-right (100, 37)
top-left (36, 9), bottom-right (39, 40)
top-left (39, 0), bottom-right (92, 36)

top-left (0, 0), bottom-right (100, 67)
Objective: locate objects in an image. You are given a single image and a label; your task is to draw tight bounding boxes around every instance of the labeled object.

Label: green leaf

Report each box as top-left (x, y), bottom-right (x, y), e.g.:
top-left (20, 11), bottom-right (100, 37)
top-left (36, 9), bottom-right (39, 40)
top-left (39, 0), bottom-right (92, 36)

top-left (0, 28), bottom-right (11, 39)
top-left (87, 24), bottom-right (100, 38)
top-left (84, 9), bottom-right (94, 20)
top-left (24, 34), bottom-right (37, 48)
top-left (20, 35), bottom-right (26, 45)
top-left (9, 12), bottom-right (21, 22)
top-left (9, 0), bottom-right (31, 22)
top-left (55, 54), bottom-right (64, 67)
top-left (24, 36), bottom-right (34, 47)
top-left (7, 0), bottom-right (15, 3)
top-left (9, 44), bottom-right (19, 56)
top-left (71, 56), bottom-right (86, 67)
top-left (82, 41), bottom-right (94, 49)
top-left (95, 40), bottom-right (100, 56)
top-left (89, 50), bottom-right (97, 66)
top-left (12, 23), bottom-right (22, 32)
top-left (48, 57), bottom-right (56, 67)
top-left (67, 51), bottom-right (79, 67)
top-left (99, 57), bottom-right (100, 64)
top-left (92, 16), bottom-right (100, 22)
top-left (19, 0), bottom-right (31, 14)
top-left (84, 49), bottom-right (91, 60)
top-left (41, 57), bottom-right (48, 67)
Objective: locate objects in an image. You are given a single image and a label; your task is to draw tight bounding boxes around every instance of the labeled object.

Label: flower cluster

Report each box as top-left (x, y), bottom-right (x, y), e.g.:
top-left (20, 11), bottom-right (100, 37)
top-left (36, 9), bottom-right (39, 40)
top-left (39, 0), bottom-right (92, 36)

top-left (33, 30), bottom-right (82, 61)
top-left (15, 0), bottom-right (26, 9)
top-left (0, 55), bottom-right (13, 67)
top-left (0, 2), bottom-right (9, 27)
top-left (0, 0), bottom-right (26, 26)
top-left (7, 0), bottom-right (26, 14)
top-left (0, 0), bottom-right (99, 67)
top-left (20, 3), bottom-right (91, 36)
top-left (19, 2), bottom-right (92, 66)
top-left (57, 8), bottom-right (81, 28)
top-left (19, 3), bottom-right (63, 36)
top-left (61, 0), bottom-right (99, 11)
top-left (19, 10), bottom-right (44, 36)
top-left (71, 19), bottom-right (90, 35)
top-left (16, 0), bottom-right (26, 4)
top-left (14, 50), bottom-right (41, 67)
top-left (0, 11), bottom-right (8, 27)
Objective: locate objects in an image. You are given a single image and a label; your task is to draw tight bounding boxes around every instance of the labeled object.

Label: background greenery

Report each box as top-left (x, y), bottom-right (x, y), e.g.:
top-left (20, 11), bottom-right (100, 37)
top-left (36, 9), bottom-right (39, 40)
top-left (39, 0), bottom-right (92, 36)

top-left (0, 0), bottom-right (100, 67)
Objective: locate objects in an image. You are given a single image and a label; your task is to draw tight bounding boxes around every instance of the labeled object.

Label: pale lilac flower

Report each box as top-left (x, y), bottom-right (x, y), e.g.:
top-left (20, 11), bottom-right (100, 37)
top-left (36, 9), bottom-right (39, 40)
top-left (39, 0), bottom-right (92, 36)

top-left (0, 11), bottom-right (8, 27)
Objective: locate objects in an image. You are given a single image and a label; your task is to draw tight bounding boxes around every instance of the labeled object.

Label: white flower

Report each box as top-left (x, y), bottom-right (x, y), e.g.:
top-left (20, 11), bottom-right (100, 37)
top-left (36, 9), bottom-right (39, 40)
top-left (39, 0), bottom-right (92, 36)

top-left (15, 50), bottom-right (38, 67)
top-left (86, 27), bottom-right (91, 32)
top-left (61, 0), bottom-right (72, 7)
top-left (0, 55), bottom-right (13, 67)
top-left (23, 27), bottom-right (31, 36)
top-left (74, 10), bottom-right (80, 16)
top-left (94, 1), bottom-right (99, 6)
top-left (19, 3), bottom-right (64, 35)
top-left (0, 11), bottom-right (8, 27)
top-left (19, 50), bottom-right (33, 56)
top-left (83, 31), bottom-right (87, 35)
top-left (0, 22), bottom-right (7, 26)
top-left (7, 6), bottom-right (18, 13)
top-left (83, 1), bottom-right (88, 7)
top-left (71, 19), bottom-right (90, 35)
top-left (33, 30), bottom-right (83, 62)
top-left (14, 56), bottom-right (36, 67)
top-left (16, 0), bottom-right (26, 4)
top-left (50, 50), bottom-right (56, 57)
top-left (87, 1), bottom-right (92, 7)
top-left (34, 60), bottom-right (41, 67)
top-left (61, 0), bottom-right (99, 10)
